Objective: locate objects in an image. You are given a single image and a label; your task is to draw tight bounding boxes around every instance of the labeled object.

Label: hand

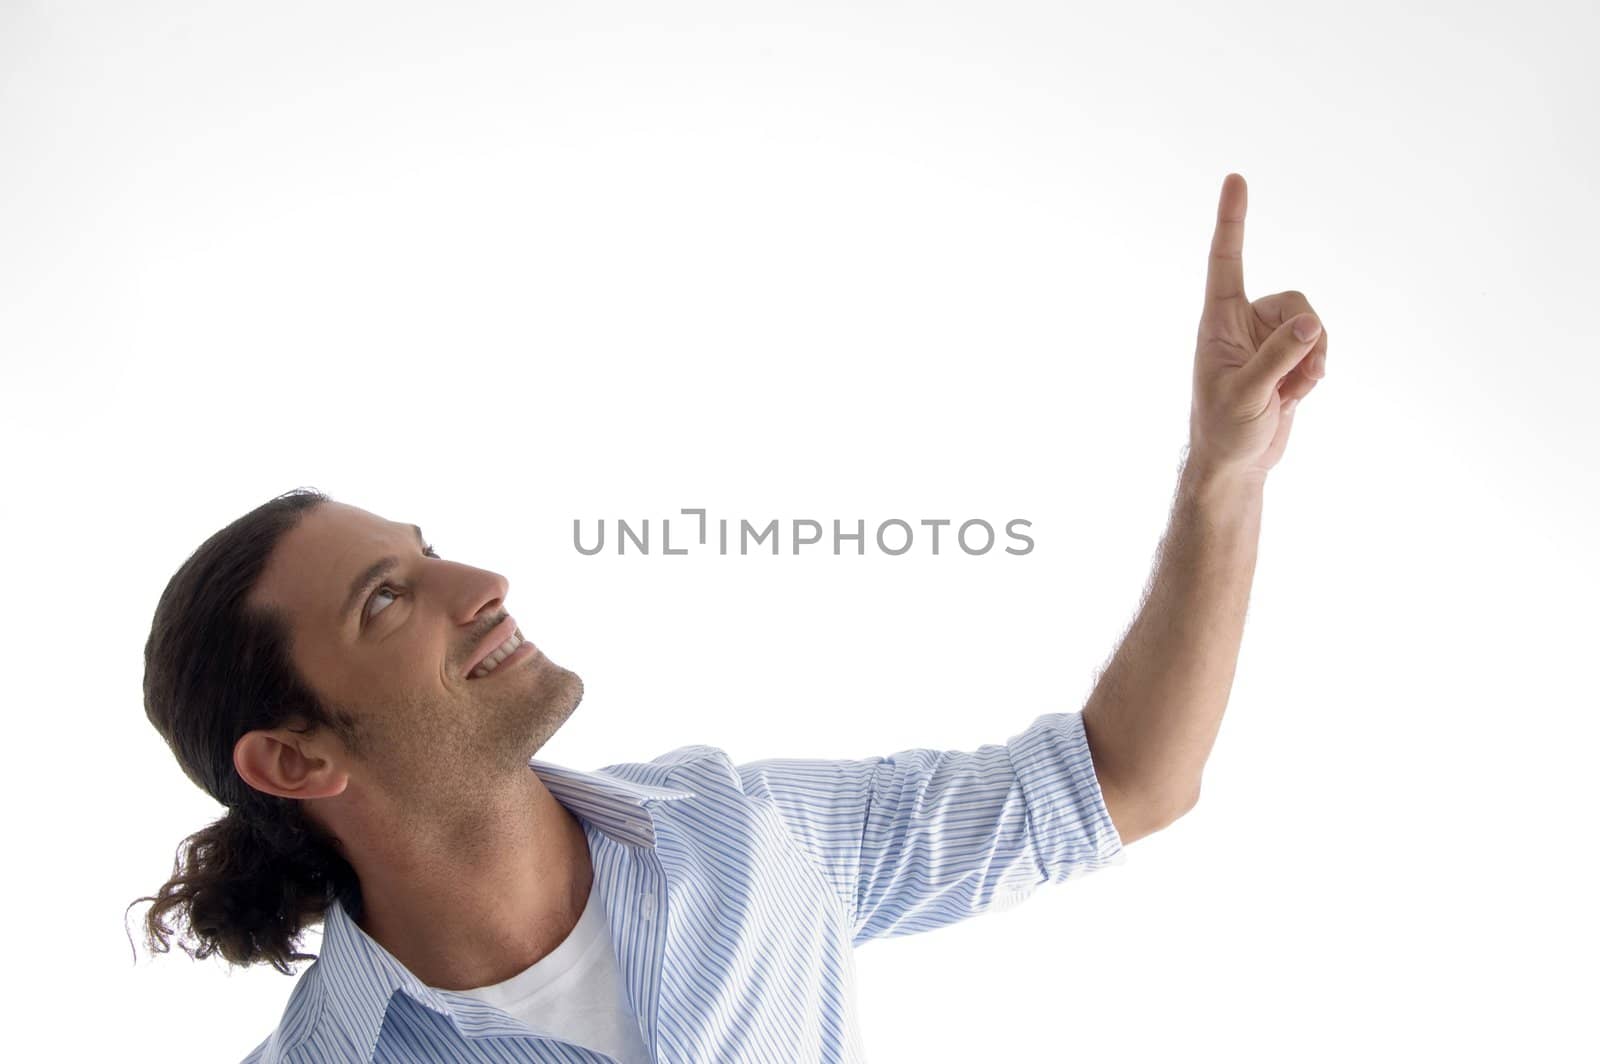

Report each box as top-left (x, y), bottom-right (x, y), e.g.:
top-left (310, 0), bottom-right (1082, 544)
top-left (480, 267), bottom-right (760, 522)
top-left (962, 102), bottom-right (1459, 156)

top-left (1187, 173), bottom-right (1328, 482)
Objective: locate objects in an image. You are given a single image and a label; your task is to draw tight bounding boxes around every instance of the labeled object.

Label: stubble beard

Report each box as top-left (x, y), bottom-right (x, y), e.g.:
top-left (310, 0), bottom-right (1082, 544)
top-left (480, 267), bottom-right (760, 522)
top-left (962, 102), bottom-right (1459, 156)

top-left (483, 658), bottom-right (585, 769)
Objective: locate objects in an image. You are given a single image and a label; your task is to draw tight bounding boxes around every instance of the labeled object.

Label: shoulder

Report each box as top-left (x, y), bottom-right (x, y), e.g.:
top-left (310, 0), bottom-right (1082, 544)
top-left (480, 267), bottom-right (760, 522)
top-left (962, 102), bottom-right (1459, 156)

top-left (598, 742), bottom-right (739, 788)
top-left (649, 742), bottom-right (729, 768)
top-left (601, 742), bottom-right (797, 814)
top-left (238, 1031), bottom-right (280, 1064)
top-left (236, 959), bottom-right (332, 1064)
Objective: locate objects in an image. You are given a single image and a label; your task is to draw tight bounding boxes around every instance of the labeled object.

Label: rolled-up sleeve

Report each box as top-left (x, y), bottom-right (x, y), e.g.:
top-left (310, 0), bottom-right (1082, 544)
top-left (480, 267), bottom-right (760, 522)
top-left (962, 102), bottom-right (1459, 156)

top-left (736, 711), bottom-right (1126, 947)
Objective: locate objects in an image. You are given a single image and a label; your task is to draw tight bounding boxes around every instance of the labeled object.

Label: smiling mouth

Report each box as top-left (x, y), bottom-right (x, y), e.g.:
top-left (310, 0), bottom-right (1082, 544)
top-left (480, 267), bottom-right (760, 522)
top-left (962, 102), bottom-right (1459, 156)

top-left (469, 628), bottom-right (526, 679)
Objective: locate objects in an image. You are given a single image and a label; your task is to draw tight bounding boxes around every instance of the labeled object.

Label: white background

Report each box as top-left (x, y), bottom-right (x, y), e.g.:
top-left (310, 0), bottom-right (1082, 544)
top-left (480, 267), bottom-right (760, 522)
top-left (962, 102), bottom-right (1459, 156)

top-left (3, 1), bottom-right (1596, 1060)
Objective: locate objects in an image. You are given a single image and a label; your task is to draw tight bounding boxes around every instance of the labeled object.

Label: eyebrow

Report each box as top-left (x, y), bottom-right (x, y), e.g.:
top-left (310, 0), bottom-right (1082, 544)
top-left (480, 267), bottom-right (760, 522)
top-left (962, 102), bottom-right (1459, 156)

top-left (341, 523), bottom-right (428, 626)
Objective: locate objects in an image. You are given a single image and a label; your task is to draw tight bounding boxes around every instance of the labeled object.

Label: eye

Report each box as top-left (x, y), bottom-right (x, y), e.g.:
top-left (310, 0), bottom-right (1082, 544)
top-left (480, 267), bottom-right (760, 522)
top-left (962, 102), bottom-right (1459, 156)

top-left (366, 545), bottom-right (441, 622)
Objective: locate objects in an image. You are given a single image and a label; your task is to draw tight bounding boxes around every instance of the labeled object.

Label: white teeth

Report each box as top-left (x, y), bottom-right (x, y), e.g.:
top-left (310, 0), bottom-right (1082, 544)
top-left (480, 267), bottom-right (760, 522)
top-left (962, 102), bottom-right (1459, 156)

top-left (473, 632), bottom-right (522, 678)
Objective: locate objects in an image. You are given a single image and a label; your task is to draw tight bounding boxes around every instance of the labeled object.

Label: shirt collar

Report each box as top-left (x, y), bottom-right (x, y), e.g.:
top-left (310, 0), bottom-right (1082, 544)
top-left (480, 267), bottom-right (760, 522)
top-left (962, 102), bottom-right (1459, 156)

top-left (311, 757), bottom-right (696, 1063)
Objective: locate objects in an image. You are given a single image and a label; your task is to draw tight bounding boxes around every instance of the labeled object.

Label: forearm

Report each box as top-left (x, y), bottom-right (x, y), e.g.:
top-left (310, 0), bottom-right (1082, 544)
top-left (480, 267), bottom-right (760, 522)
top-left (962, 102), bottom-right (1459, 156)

top-left (1080, 451), bottom-right (1266, 816)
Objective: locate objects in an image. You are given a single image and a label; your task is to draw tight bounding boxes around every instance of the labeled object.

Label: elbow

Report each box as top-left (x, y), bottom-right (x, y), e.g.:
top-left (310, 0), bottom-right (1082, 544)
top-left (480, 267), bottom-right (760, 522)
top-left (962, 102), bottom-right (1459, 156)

top-left (1100, 773), bottom-right (1197, 846)
top-left (1147, 779), bottom-right (1201, 836)
top-left (1136, 789), bottom-right (1197, 843)
top-left (1167, 779), bottom-right (1201, 823)
top-left (1181, 779), bottom-right (1202, 816)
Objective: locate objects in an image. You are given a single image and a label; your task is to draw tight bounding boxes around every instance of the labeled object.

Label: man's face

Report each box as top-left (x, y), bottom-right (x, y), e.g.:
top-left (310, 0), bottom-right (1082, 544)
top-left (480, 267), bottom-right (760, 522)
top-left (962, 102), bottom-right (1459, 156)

top-left (244, 501), bottom-right (584, 811)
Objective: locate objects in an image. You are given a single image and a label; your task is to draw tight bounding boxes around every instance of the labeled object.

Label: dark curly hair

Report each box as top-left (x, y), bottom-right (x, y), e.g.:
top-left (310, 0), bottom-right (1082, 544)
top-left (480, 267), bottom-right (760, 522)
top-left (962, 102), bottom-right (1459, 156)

top-left (126, 487), bottom-right (370, 975)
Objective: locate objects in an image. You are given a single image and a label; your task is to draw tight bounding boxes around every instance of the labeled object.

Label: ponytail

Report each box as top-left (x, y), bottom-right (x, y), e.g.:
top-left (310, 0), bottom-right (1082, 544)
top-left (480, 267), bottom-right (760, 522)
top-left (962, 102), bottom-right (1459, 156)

top-left (129, 795), bottom-right (361, 975)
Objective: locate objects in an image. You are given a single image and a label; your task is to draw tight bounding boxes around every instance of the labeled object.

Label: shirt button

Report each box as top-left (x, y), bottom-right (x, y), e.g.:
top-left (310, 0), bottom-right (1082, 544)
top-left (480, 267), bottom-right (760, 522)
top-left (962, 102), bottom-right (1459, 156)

top-left (640, 892), bottom-right (657, 919)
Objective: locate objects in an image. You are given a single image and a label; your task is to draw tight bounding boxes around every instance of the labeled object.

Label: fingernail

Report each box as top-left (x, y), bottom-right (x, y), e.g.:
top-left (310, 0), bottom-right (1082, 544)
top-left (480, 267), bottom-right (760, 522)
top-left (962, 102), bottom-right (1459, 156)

top-left (1293, 315), bottom-right (1321, 342)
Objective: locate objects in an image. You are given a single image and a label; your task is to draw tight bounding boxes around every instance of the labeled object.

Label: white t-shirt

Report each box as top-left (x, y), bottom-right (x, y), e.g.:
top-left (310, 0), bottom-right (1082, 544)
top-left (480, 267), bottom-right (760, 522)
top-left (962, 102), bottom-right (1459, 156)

top-left (447, 876), bottom-right (653, 1063)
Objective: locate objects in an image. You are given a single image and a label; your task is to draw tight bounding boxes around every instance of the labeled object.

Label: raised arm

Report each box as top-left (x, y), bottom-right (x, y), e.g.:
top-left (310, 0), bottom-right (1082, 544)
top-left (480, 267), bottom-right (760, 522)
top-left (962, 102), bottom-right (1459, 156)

top-left (1081, 173), bottom-right (1329, 821)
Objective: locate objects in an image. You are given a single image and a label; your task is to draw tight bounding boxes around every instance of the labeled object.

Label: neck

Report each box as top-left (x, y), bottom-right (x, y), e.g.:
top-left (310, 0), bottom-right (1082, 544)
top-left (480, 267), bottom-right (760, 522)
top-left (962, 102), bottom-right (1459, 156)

top-left (348, 770), bottom-right (594, 991)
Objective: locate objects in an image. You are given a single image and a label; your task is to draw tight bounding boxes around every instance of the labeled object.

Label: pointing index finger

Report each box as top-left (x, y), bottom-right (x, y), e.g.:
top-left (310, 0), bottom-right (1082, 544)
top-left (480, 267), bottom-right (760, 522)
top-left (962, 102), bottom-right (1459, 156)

top-left (1205, 173), bottom-right (1247, 313)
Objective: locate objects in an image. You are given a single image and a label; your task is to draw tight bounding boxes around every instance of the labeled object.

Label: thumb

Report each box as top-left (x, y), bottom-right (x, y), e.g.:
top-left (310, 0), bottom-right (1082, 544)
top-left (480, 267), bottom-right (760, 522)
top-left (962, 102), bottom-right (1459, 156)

top-left (1239, 313), bottom-right (1320, 407)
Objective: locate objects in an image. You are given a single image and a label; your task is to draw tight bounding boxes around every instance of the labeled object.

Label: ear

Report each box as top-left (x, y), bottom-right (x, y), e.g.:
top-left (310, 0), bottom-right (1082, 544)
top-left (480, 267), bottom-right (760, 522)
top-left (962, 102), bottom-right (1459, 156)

top-left (233, 728), bottom-right (349, 802)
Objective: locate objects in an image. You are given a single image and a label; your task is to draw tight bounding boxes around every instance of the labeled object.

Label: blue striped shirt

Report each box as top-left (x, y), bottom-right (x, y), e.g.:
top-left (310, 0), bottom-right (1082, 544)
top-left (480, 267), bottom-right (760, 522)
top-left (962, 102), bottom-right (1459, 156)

top-left (241, 710), bottom-right (1126, 1062)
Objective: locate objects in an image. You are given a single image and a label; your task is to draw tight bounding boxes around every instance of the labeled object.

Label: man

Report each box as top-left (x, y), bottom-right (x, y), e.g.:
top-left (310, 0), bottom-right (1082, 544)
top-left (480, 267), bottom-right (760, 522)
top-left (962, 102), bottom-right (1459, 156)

top-left (133, 173), bottom-right (1327, 1062)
